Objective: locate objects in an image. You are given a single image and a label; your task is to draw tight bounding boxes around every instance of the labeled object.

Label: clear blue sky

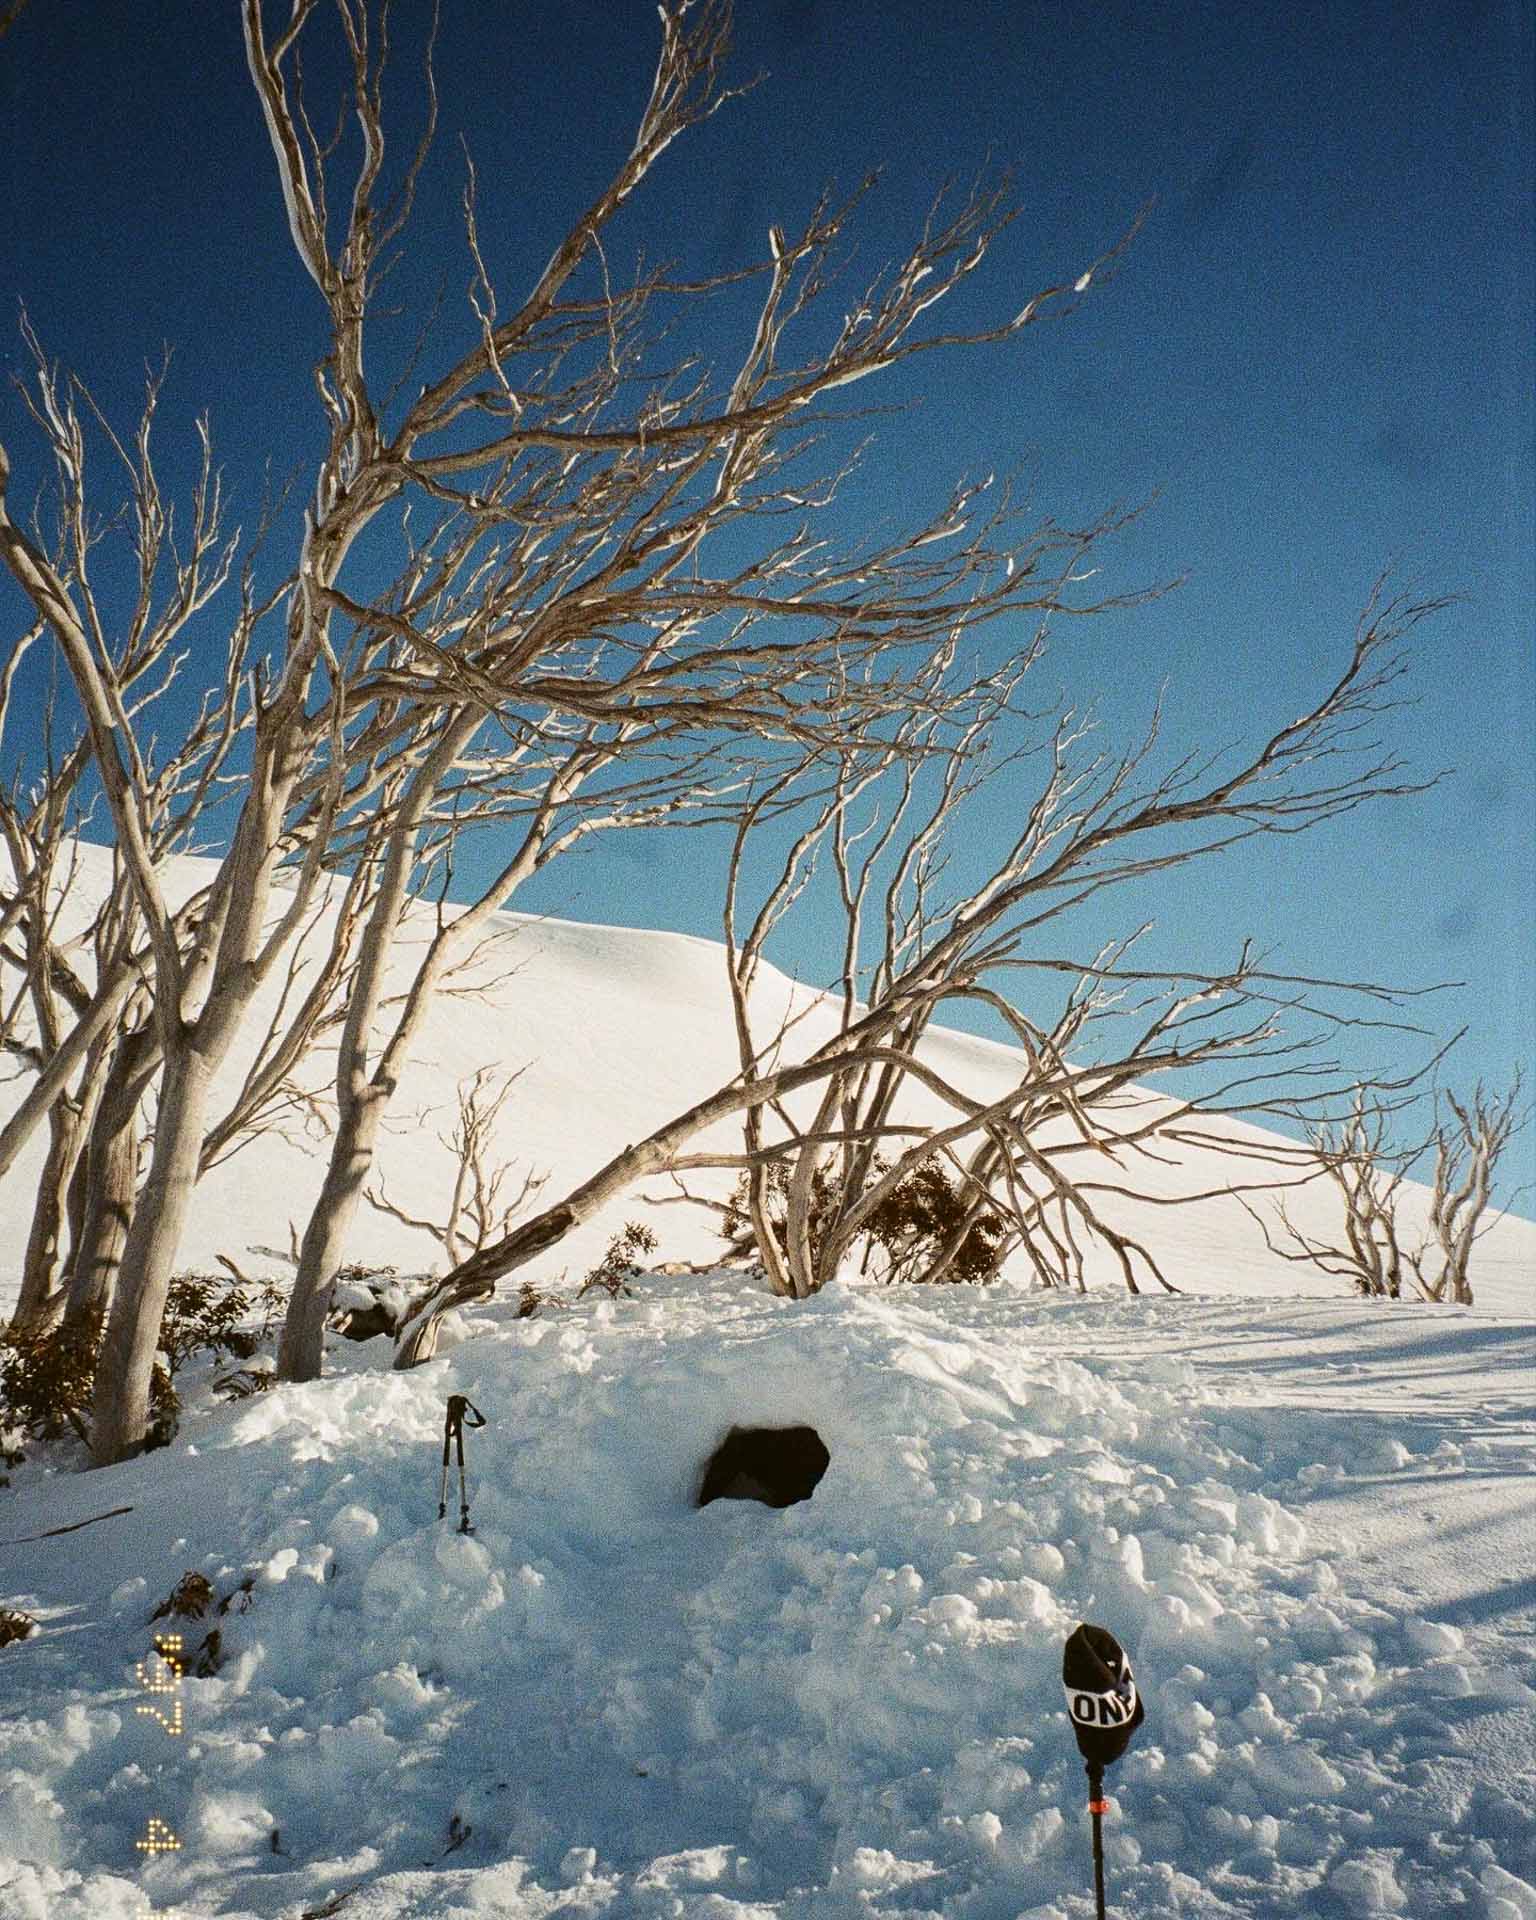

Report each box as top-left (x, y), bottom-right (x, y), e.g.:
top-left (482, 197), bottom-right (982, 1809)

top-left (2, 1), bottom-right (1532, 1196)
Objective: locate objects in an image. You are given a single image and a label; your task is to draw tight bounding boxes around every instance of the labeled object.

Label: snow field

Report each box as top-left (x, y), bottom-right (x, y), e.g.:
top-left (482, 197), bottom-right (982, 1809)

top-left (3, 845), bottom-right (1532, 1325)
top-left (2, 1274), bottom-right (1533, 1918)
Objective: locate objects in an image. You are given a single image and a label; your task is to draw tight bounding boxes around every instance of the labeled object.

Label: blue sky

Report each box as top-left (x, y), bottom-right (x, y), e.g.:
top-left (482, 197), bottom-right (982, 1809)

top-left (2, 1), bottom-right (1531, 1196)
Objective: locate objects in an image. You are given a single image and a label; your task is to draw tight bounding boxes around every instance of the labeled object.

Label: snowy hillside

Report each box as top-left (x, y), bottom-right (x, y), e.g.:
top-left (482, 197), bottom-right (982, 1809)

top-left (1, 846), bottom-right (1533, 1919)
top-left (1, 842), bottom-right (1530, 1315)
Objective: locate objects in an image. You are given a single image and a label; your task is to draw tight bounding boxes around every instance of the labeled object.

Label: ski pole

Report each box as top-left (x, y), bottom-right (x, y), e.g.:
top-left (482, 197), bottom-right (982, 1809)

top-left (438, 1395), bottom-right (486, 1534)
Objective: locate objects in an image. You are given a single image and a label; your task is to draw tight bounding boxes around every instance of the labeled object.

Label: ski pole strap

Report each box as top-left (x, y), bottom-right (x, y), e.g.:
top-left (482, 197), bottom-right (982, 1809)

top-left (446, 1395), bottom-right (486, 1436)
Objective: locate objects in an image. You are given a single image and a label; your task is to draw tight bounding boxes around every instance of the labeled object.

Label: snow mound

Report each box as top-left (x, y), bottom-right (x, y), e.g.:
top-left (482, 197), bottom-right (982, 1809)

top-left (2, 1274), bottom-right (1533, 1917)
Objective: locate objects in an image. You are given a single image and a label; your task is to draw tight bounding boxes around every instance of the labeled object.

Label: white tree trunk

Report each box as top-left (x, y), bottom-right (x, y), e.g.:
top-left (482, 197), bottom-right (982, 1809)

top-left (89, 1044), bottom-right (214, 1463)
top-left (279, 1088), bottom-right (389, 1381)
top-left (0, 966), bottom-right (138, 1181)
top-left (12, 1102), bottom-right (85, 1329)
top-left (65, 1094), bottom-right (140, 1327)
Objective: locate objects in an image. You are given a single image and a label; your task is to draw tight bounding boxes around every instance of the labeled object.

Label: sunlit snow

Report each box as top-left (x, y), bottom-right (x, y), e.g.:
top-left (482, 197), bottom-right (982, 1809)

top-left (0, 846), bottom-right (1531, 1919)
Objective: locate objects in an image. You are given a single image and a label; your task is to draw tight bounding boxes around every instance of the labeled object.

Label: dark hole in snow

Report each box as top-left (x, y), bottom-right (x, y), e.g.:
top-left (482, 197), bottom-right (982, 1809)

top-left (697, 1425), bottom-right (829, 1509)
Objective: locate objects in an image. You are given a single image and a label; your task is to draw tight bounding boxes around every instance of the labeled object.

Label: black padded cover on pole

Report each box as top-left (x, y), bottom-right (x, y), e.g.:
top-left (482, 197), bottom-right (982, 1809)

top-left (1062, 1620), bottom-right (1144, 1768)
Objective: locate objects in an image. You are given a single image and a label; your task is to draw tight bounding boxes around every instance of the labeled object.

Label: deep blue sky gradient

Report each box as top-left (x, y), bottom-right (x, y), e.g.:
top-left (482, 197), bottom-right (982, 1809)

top-left (2, 1), bottom-right (1532, 1195)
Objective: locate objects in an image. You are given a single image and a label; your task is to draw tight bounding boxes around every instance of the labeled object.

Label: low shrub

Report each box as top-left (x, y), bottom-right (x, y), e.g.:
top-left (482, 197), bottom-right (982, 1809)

top-left (722, 1158), bottom-right (1007, 1286)
top-left (0, 1308), bottom-right (128, 1448)
top-left (0, 1607), bottom-right (36, 1648)
top-left (150, 1571), bottom-right (218, 1621)
top-left (0, 1268), bottom-right (287, 1457)
top-left (579, 1222), bottom-right (657, 1299)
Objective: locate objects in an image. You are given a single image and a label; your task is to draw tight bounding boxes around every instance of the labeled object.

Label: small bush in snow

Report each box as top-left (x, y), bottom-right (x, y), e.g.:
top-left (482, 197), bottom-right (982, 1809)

top-left (0, 1268), bottom-right (285, 1458)
top-left (722, 1159), bottom-right (1007, 1288)
top-left (211, 1360), bottom-right (277, 1400)
top-left (160, 1270), bottom-right (285, 1376)
top-left (863, 1160), bottom-right (1008, 1284)
top-left (145, 1269), bottom-right (286, 1447)
top-left (151, 1571), bottom-right (217, 1622)
top-left (0, 1307), bottom-right (165, 1451)
top-left (146, 1573), bottom-right (250, 1675)
top-left (1, 1308), bottom-right (100, 1446)
top-left (579, 1223), bottom-right (658, 1299)
top-left (0, 1607), bottom-right (36, 1649)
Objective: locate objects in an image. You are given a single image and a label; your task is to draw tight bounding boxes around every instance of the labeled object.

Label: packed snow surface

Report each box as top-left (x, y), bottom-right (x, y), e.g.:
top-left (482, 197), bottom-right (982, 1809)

top-left (2, 1276), bottom-right (1534, 1919)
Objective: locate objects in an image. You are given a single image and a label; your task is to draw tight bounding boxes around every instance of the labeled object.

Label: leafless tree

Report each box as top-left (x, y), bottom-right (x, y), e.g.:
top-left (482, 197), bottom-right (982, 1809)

top-left (665, 589), bottom-right (1455, 1300)
top-left (237, 0), bottom-right (1151, 1395)
top-left (274, 707), bottom-right (792, 1383)
top-left (394, 584), bottom-right (1448, 1360)
top-left (1420, 1081), bottom-right (1528, 1301)
top-left (0, 0), bottom-right (1456, 1442)
top-left (9, 854), bottom-right (377, 1346)
top-left (1245, 1074), bottom-right (1527, 1303)
top-left (0, 297), bottom-right (319, 1458)
top-left (0, 388), bottom-right (260, 1336)
top-left (363, 1065), bottom-right (546, 1269)
top-left (239, 0), bottom-right (1179, 1386)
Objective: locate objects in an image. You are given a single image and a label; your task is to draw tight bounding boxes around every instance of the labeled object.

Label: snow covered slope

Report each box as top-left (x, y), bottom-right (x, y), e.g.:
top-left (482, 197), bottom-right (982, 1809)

top-left (1, 841), bottom-right (1530, 1314)
top-left (0, 844), bottom-right (1533, 1919)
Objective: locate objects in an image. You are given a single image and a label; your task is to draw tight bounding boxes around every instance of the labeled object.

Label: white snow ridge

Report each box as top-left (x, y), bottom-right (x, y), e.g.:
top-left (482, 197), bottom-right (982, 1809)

top-left (0, 859), bottom-right (1533, 1918)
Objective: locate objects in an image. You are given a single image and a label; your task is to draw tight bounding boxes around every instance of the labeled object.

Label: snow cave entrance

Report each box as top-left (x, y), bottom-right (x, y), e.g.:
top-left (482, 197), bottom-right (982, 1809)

top-left (697, 1424), bottom-right (830, 1510)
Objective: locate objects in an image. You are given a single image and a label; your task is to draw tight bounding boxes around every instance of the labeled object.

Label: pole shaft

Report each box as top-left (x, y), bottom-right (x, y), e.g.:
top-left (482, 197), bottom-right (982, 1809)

top-left (1092, 1806), bottom-right (1105, 1920)
top-left (1087, 1763), bottom-right (1107, 1920)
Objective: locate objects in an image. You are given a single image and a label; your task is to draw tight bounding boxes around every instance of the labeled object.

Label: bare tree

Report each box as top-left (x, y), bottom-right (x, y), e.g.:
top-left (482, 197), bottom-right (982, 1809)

top-left (1420, 1081), bottom-right (1528, 1301)
top-left (1246, 1074), bottom-right (1527, 1303)
top-left (240, 0), bottom-right (1152, 1388)
top-left (274, 711), bottom-right (780, 1383)
top-left (364, 1065), bottom-right (546, 1268)
top-left (4, 852), bottom-right (381, 1345)
top-left (0, 0), bottom-right (1456, 1441)
top-left (0, 385), bottom-right (261, 1334)
top-left (2, 0), bottom-right (1119, 1452)
top-left (0, 334), bottom-right (365, 1460)
top-left (665, 589), bottom-right (1454, 1301)
top-left (394, 585), bottom-right (1448, 1360)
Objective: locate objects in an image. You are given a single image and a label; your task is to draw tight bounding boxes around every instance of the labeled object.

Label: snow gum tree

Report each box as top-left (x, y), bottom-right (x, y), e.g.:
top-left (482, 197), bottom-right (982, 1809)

top-left (0, 0), bottom-right (1149, 1449)
top-left (394, 586), bottom-right (1449, 1355)
top-left (1243, 1074), bottom-right (1528, 1304)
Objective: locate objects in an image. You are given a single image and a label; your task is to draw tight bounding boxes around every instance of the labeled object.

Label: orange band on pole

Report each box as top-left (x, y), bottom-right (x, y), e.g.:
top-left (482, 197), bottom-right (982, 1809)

top-left (1087, 1799), bottom-right (1109, 1815)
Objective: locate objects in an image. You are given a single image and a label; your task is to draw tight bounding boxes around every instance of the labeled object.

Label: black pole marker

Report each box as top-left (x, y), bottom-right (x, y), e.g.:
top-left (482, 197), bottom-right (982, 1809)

top-left (1062, 1622), bottom-right (1144, 1920)
top-left (438, 1395), bottom-right (486, 1534)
